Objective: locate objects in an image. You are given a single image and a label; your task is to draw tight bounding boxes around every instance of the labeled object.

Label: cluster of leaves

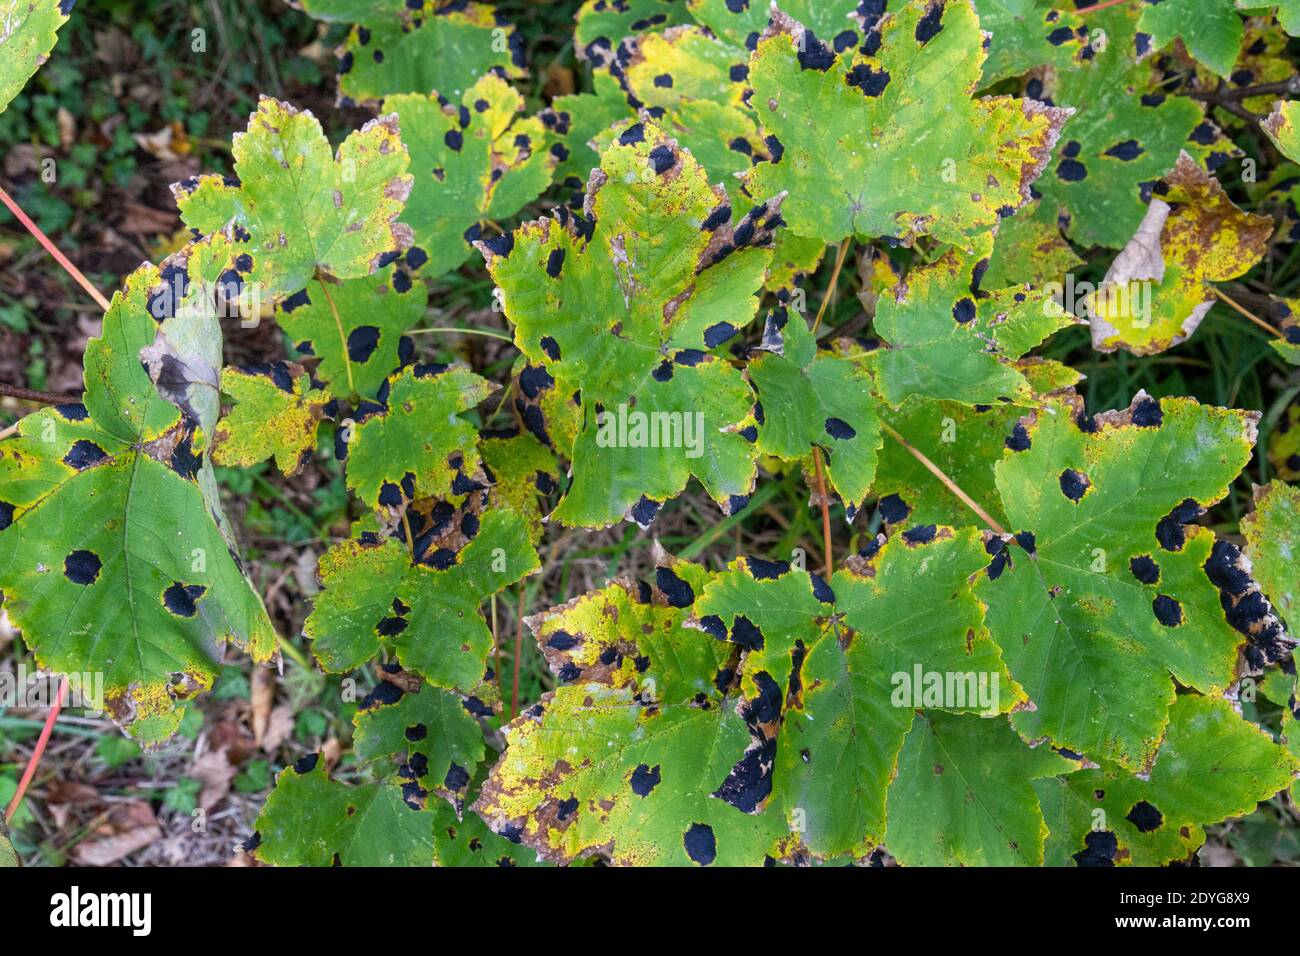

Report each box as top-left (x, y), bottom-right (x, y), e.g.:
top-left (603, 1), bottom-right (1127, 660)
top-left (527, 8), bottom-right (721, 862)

top-left (1, 0), bottom-right (1299, 866)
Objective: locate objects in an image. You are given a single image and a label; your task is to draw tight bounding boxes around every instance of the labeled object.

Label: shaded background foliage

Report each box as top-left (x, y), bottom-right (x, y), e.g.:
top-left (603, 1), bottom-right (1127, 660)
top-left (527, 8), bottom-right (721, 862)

top-left (0, 0), bottom-right (1297, 866)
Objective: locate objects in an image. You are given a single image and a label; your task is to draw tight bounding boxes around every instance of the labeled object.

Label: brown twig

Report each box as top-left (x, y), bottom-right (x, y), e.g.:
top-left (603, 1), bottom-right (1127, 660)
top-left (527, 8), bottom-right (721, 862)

top-left (880, 422), bottom-right (1008, 536)
top-left (812, 239), bottom-right (851, 334)
top-left (0, 184), bottom-right (111, 313)
top-left (0, 382), bottom-right (80, 405)
top-left (1213, 287), bottom-right (1282, 339)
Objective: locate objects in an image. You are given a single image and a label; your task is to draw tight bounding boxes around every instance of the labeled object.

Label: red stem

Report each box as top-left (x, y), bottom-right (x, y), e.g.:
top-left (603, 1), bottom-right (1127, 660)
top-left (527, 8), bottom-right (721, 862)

top-left (5, 677), bottom-right (67, 822)
top-left (0, 184), bottom-right (111, 313)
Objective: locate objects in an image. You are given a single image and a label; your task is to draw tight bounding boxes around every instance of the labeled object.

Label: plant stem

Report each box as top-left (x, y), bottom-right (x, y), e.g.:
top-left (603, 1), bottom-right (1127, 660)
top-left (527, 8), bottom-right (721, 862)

top-left (880, 422), bottom-right (1008, 535)
top-left (490, 594), bottom-right (505, 704)
top-left (812, 239), bottom-right (851, 334)
top-left (811, 447), bottom-right (833, 576)
top-left (0, 185), bottom-right (111, 312)
top-left (1214, 288), bottom-right (1282, 338)
top-left (5, 677), bottom-right (67, 821)
top-left (407, 326), bottom-right (514, 342)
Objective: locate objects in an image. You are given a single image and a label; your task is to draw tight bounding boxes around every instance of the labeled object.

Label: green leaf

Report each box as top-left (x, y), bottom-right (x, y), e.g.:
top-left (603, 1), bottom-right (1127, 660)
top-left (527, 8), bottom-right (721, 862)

top-left (1037, 695), bottom-right (1299, 866)
top-left (979, 391), bottom-right (1287, 770)
top-left (213, 362), bottom-right (330, 476)
top-left (353, 684), bottom-right (486, 806)
top-left (430, 797), bottom-right (542, 866)
top-left (477, 681), bottom-right (787, 865)
top-left (983, 197), bottom-right (1084, 290)
top-left (479, 120), bottom-right (777, 528)
top-left (872, 399), bottom-right (1018, 529)
top-left (253, 756), bottom-right (435, 866)
top-left (528, 561), bottom-right (729, 703)
top-left (344, 364), bottom-right (495, 511)
top-left (1242, 481), bottom-right (1300, 633)
top-left (1085, 154), bottom-right (1273, 355)
top-left (745, 2), bottom-right (1069, 248)
top-left (886, 712), bottom-right (1071, 866)
top-left (1138, 0), bottom-right (1243, 79)
top-left (747, 311), bottom-right (881, 513)
top-left (1263, 100), bottom-right (1300, 163)
top-left (384, 73), bottom-right (557, 280)
top-left (0, 0), bottom-right (71, 115)
top-left (313, 0), bottom-right (525, 104)
top-left (306, 507), bottom-right (538, 694)
top-left (747, 531), bottom-right (1020, 859)
top-left (1029, 5), bottom-right (1203, 249)
top-left (547, 70), bottom-right (635, 182)
top-left (574, 0), bottom-right (690, 63)
top-left (478, 429), bottom-right (557, 544)
top-left (0, 252), bottom-right (276, 744)
top-left (870, 238), bottom-right (1074, 406)
top-left (973, 0), bottom-right (1086, 85)
top-left (277, 267), bottom-right (427, 403)
top-left (173, 98), bottom-right (412, 302)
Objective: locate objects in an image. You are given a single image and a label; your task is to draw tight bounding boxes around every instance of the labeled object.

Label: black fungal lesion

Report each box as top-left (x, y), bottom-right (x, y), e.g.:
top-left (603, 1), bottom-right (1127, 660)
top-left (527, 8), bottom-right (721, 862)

top-left (1073, 829), bottom-right (1117, 867)
top-left (1202, 538), bottom-right (1294, 671)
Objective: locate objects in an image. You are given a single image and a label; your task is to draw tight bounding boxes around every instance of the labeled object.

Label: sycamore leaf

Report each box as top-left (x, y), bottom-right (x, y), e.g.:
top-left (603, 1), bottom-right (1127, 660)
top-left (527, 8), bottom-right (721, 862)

top-left (979, 391), bottom-right (1291, 770)
top-left (277, 267), bottom-right (427, 403)
top-left (173, 98), bottom-right (412, 302)
top-left (1263, 100), bottom-right (1300, 162)
top-left (747, 309), bottom-right (882, 514)
top-left (744, 2), bottom-right (1069, 248)
top-left (0, 0), bottom-right (70, 115)
top-left (885, 712), bottom-right (1072, 866)
top-left (872, 400), bottom-right (1019, 531)
top-left (478, 120), bottom-right (779, 528)
top-left (1242, 481), bottom-right (1300, 632)
top-left (1029, 6), bottom-right (1202, 249)
top-left (574, 0), bottom-right (689, 64)
top-left (475, 558), bottom-right (786, 865)
top-left (213, 362), bottom-right (330, 476)
top-left (479, 429), bottom-right (558, 544)
top-left (1036, 695), bottom-right (1299, 866)
top-left (477, 681), bottom-right (786, 865)
top-left (1138, 0), bottom-right (1242, 79)
top-left (973, 0), bottom-right (1086, 85)
top-left (344, 363), bottom-right (495, 511)
top-left (385, 73), bottom-right (558, 280)
top-left (430, 796), bottom-right (542, 866)
top-left (308, 0), bottom-right (525, 104)
top-left (983, 197), bottom-right (1084, 290)
top-left (704, 532), bottom-right (1021, 859)
top-left (253, 756), bottom-right (435, 866)
top-left (871, 237), bottom-right (1074, 406)
top-left (306, 507), bottom-right (539, 694)
top-left (0, 254), bottom-right (275, 745)
top-left (547, 70), bottom-right (634, 182)
top-left (1085, 154), bottom-right (1273, 355)
top-left (353, 684), bottom-right (486, 808)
